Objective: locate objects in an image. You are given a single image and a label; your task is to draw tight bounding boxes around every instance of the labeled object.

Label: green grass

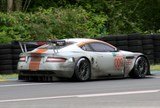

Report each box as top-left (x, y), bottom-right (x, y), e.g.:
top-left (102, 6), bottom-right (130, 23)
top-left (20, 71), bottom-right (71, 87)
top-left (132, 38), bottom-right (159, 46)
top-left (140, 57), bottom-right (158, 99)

top-left (0, 74), bottom-right (18, 81)
top-left (150, 64), bottom-right (160, 71)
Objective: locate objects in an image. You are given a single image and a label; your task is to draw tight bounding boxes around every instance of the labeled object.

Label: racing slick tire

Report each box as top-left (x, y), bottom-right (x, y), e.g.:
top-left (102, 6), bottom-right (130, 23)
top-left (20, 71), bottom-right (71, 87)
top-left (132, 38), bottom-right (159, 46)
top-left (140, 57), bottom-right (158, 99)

top-left (73, 58), bottom-right (91, 81)
top-left (129, 56), bottom-right (149, 78)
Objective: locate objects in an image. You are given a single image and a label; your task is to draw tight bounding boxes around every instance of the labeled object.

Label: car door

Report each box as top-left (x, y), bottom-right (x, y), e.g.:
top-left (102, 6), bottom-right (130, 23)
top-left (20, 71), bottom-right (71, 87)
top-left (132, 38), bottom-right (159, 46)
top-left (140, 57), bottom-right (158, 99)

top-left (88, 42), bottom-right (124, 76)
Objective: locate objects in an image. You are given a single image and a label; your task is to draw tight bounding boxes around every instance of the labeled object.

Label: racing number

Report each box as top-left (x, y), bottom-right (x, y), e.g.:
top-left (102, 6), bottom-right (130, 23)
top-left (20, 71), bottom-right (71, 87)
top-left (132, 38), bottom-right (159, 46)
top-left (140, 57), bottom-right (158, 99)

top-left (114, 56), bottom-right (123, 71)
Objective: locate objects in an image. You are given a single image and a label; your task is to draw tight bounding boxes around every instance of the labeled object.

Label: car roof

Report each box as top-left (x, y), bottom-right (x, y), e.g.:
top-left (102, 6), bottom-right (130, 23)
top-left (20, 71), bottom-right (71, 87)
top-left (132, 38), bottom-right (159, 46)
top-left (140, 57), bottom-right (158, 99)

top-left (64, 38), bottom-right (116, 48)
top-left (64, 38), bottom-right (96, 43)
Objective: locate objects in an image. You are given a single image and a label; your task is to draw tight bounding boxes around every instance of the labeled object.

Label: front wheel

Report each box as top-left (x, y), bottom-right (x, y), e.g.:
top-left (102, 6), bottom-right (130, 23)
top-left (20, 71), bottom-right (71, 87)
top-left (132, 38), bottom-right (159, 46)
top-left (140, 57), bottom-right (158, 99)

top-left (73, 58), bottom-right (91, 81)
top-left (130, 56), bottom-right (149, 78)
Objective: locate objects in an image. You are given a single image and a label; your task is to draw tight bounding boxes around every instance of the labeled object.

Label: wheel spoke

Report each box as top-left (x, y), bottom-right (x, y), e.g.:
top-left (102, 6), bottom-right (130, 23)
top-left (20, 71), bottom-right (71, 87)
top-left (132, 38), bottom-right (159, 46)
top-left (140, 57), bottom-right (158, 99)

top-left (137, 57), bottom-right (148, 77)
top-left (74, 58), bottom-right (91, 81)
top-left (78, 60), bottom-right (90, 80)
top-left (131, 57), bottom-right (149, 78)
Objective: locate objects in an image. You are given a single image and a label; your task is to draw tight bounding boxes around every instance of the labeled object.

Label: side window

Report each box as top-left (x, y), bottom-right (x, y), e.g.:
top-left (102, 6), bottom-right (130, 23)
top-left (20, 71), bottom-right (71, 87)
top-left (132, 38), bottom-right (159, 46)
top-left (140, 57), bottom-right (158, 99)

top-left (89, 42), bottom-right (115, 52)
top-left (81, 44), bottom-right (93, 51)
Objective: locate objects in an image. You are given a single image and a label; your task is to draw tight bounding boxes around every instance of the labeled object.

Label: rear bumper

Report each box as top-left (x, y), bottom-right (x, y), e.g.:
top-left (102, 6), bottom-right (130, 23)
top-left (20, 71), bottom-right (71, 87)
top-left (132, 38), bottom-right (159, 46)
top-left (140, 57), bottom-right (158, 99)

top-left (18, 60), bottom-right (75, 79)
top-left (19, 69), bottom-right (74, 79)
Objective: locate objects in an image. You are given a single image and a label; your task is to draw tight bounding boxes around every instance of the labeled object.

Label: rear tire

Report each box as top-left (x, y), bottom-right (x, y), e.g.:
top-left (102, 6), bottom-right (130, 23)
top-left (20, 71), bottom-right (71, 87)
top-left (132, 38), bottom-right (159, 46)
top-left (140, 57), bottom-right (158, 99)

top-left (130, 56), bottom-right (149, 78)
top-left (73, 58), bottom-right (91, 81)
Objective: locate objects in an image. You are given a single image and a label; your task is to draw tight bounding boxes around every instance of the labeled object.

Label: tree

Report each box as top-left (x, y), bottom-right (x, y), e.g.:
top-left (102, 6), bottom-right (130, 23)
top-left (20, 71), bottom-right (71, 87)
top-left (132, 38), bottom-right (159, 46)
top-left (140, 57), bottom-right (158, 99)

top-left (15, 0), bottom-right (22, 11)
top-left (7, 0), bottom-right (23, 12)
top-left (7, 0), bottom-right (13, 12)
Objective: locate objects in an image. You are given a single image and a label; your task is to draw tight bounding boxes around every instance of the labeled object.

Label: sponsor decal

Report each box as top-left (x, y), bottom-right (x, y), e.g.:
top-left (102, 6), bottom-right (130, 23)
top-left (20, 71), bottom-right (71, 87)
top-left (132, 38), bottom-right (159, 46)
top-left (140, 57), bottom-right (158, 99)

top-left (114, 55), bottom-right (123, 71)
top-left (125, 59), bottom-right (132, 72)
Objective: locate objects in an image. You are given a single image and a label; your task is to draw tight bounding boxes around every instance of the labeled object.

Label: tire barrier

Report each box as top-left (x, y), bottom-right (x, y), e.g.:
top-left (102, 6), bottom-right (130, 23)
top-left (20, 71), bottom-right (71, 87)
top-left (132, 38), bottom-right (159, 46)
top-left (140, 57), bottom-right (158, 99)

top-left (116, 35), bottom-right (128, 51)
top-left (99, 35), bottom-right (117, 46)
top-left (153, 35), bottom-right (160, 63)
top-left (141, 35), bottom-right (154, 64)
top-left (0, 34), bottom-right (160, 74)
top-left (12, 42), bottom-right (22, 72)
top-left (128, 34), bottom-right (143, 52)
top-left (0, 44), bottom-right (13, 74)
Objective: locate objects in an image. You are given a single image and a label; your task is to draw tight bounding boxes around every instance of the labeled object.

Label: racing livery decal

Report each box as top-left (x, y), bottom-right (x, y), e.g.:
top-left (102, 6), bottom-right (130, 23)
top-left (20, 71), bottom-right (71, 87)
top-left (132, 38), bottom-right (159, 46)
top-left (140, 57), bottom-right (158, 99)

top-left (114, 55), bottom-right (123, 71)
top-left (29, 49), bottom-right (47, 71)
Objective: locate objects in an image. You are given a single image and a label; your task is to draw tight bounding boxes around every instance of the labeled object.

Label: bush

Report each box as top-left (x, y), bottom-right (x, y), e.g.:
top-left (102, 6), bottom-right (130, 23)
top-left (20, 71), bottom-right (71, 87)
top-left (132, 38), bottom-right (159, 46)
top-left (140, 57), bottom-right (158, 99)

top-left (0, 6), bottom-right (107, 43)
top-left (0, 32), bottom-right (12, 43)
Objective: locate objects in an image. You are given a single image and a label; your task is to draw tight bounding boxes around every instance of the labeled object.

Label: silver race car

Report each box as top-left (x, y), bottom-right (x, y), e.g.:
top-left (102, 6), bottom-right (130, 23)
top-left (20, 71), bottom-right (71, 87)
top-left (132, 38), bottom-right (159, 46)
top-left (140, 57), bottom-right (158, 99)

top-left (18, 38), bottom-right (150, 81)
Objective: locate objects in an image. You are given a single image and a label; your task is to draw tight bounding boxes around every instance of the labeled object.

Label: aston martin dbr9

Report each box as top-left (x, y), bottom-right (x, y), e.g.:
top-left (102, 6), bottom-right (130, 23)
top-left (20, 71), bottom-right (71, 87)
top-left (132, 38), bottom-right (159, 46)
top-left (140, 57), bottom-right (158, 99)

top-left (18, 38), bottom-right (150, 81)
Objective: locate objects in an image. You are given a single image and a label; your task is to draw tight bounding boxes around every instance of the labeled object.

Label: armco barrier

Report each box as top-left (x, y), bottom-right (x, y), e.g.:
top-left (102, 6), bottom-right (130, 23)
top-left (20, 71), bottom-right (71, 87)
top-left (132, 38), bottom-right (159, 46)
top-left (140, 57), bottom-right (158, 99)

top-left (0, 34), bottom-right (160, 74)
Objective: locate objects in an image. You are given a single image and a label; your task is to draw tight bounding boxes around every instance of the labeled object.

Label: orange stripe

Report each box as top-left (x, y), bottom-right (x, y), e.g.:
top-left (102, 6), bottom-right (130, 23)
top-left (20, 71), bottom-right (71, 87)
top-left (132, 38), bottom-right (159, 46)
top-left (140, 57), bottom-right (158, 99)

top-left (29, 49), bottom-right (47, 71)
top-left (77, 39), bottom-right (116, 49)
top-left (29, 57), bottom-right (41, 71)
top-left (35, 49), bottom-right (47, 53)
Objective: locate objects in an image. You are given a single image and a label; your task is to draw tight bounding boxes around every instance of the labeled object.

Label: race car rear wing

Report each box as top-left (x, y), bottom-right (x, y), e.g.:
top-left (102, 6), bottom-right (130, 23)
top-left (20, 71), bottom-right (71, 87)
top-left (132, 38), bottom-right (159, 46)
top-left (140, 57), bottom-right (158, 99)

top-left (19, 40), bottom-right (66, 53)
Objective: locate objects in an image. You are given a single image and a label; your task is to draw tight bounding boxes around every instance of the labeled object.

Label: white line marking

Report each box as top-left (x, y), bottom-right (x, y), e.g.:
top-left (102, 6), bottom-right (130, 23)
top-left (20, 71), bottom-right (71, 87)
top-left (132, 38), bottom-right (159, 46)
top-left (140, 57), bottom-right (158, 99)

top-left (0, 96), bottom-right (74, 103)
top-left (77, 89), bottom-right (160, 98)
top-left (0, 83), bottom-right (52, 88)
top-left (0, 89), bottom-right (159, 103)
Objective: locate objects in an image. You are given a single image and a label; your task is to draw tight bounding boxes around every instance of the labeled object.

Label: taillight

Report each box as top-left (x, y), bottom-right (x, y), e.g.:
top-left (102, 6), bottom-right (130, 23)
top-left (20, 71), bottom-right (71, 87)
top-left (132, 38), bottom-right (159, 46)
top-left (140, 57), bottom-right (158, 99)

top-left (46, 57), bottom-right (66, 62)
top-left (19, 56), bottom-right (26, 62)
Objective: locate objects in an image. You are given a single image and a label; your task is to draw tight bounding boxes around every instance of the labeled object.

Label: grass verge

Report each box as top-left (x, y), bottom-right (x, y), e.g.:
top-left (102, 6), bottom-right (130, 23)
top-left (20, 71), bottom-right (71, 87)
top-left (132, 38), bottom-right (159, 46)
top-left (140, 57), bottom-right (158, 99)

top-left (150, 64), bottom-right (160, 71)
top-left (0, 74), bottom-right (18, 81)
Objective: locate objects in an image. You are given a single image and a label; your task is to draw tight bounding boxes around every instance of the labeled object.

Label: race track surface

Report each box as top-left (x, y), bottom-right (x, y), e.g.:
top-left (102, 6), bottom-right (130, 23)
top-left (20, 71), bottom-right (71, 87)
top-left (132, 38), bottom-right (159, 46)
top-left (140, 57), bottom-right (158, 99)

top-left (0, 71), bottom-right (160, 108)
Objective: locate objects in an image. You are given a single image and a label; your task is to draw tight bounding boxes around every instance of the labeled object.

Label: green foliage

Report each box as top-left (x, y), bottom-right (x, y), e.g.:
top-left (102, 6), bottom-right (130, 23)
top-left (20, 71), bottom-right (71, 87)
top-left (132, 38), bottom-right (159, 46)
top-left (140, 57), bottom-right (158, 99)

top-left (0, 0), bottom-right (159, 43)
top-left (27, 0), bottom-right (160, 34)
top-left (0, 0), bottom-right (7, 12)
top-left (0, 32), bottom-right (12, 43)
top-left (0, 6), bottom-right (107, 42)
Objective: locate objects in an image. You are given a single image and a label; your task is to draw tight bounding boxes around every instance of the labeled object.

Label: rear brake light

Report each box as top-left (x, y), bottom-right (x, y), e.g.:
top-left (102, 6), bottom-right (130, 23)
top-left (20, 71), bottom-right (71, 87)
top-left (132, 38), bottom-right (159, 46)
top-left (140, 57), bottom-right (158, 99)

top-left (19, 56), bottom-right (26, 62)
top-left (46, 57), bottom-right (66, 62)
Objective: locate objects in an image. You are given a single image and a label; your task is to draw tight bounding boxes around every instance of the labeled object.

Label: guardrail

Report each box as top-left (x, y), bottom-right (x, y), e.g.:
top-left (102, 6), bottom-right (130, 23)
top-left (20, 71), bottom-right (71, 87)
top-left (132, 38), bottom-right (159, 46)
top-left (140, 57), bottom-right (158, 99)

top-left (0, 34), bottom-right (160, 74)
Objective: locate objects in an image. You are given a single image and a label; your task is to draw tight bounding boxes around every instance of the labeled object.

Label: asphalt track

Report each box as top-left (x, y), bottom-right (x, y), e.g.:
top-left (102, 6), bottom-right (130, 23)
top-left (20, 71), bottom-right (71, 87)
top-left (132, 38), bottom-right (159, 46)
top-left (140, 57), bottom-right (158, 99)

top-left (0, 71), bottom-right (160, 108)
